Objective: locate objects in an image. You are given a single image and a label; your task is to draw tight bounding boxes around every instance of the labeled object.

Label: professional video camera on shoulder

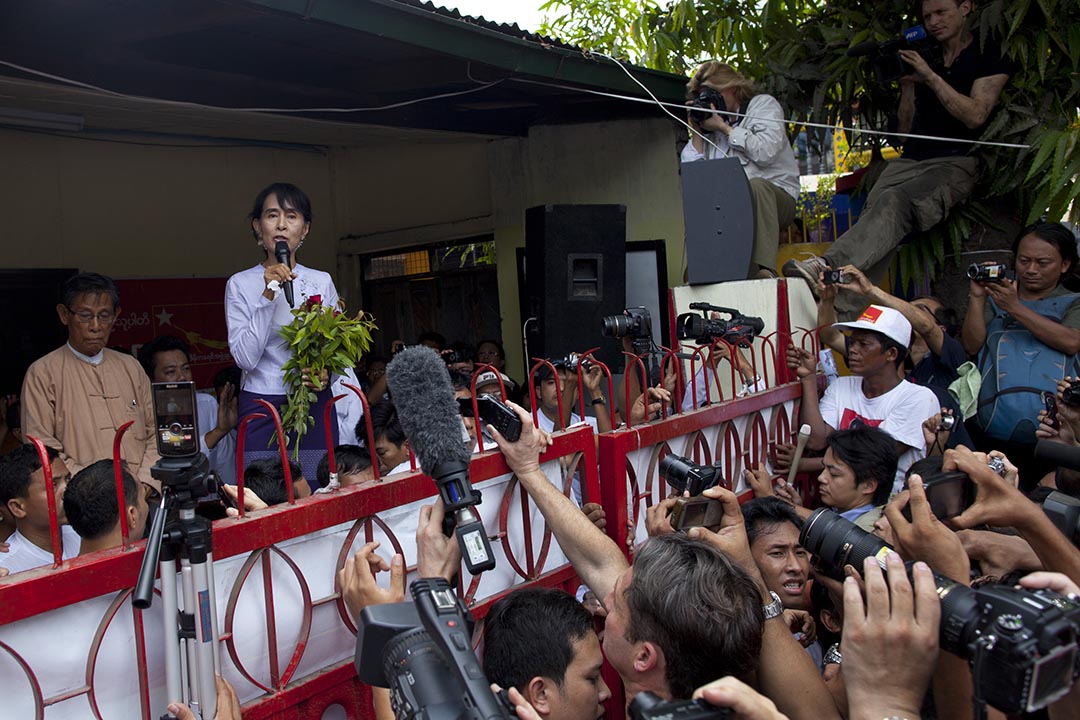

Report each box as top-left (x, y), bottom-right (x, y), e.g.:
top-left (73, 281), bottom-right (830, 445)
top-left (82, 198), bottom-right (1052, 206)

top-left (659, 454), bottom-right (727, 531)
top-left (800, 508), bottom-right (1080, 714)
top-left (676, 303), bottom-right (764, 347)
top-left (356, 577), bottom-right (515, 720)
top-left (847, 25), bottom-right (944, 84)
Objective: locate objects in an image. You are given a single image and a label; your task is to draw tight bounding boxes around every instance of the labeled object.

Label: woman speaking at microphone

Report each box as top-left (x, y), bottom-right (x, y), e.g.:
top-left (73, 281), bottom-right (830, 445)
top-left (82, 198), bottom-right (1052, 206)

top-left (225, 182), bottom-right (339, 488)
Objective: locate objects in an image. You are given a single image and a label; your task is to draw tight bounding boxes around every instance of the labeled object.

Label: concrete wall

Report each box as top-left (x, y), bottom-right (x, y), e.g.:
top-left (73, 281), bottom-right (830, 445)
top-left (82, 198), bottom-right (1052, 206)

top-left (0, 128), bottom-right (492, 288)
top-left (489, 117), bottom-right (686, 376)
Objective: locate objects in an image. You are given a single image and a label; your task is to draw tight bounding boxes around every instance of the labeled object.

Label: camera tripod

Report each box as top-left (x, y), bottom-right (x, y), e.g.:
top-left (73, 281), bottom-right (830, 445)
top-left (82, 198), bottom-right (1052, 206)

top-left (133, 455), bottom-right (222, 720)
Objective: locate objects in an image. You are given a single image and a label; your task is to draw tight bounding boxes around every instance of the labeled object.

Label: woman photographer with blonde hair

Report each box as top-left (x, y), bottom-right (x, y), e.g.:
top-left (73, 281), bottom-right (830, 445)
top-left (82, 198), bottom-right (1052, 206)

top-left (682, 61), bottom-right (799, 278)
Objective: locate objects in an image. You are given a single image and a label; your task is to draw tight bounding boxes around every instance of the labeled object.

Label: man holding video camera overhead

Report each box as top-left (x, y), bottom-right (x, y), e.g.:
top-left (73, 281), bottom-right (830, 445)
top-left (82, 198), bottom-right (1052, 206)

top-left (682, 62), bottom-right (799, 279)
top-left (784, 0), bottom-right (1013, 313)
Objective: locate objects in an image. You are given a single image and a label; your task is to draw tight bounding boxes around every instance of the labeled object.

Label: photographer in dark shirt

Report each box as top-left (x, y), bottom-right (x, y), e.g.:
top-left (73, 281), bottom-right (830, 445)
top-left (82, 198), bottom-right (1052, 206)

top-left (785, 0), bottom-right (1012, 315)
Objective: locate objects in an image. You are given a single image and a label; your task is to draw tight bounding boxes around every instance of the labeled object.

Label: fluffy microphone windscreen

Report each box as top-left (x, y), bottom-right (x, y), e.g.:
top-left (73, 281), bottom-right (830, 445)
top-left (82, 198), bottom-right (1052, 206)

top-left (386, 345), bottom-right (470, 474)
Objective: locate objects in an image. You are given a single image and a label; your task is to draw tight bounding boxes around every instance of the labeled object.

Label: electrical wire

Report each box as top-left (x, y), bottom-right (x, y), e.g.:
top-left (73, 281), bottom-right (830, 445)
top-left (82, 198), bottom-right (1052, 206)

top-left (587, 50), bottom-right (724, 156)
top-left (0, 59), bottom-right (504, 114)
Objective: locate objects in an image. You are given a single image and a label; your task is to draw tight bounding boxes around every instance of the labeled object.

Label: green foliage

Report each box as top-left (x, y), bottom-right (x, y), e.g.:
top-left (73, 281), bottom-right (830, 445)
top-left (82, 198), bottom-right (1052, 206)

top-left (277, 299), bottom-right (377, 457)
top-left (542, 0), bottom-right (1080, 288)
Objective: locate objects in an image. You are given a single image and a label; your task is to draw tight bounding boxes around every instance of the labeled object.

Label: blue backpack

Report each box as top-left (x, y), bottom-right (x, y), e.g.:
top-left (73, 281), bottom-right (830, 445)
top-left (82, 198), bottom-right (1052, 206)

top-left (976, 292), bottom-right (1080, 443)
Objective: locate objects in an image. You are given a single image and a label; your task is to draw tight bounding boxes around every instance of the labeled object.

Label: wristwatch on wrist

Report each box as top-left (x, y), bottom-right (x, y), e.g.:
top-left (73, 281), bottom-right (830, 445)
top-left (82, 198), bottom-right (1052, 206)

top-left (762, 591), bottom-right (784, 620)
top-left (591, 397), bottom-right (606, 406)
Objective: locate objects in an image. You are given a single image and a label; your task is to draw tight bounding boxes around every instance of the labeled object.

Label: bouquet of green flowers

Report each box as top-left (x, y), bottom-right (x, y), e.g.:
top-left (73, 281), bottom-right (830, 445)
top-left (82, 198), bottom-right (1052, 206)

top-left (277, 294), bottom-right (377, 456)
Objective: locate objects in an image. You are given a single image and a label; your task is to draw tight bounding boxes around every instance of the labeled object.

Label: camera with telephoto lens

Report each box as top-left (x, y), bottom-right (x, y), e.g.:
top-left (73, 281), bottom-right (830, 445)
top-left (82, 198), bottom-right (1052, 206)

top-left (967, 262), bottom-right (1010, 283)
top-left (601, 306), bottom-right (652, 340)
top-left (355, 577), bottom-right (514, 720)
top-left (1061, 381), bottom-right (1080, 407)
top-left (689, 87), bottom-right (728, 124)
top-left (629, 691), bottom-right (731, 720)
top-left (848, 26), bottom-right (943, 84)
top-left (800, 508), bottom-right (1080, 713)
top-left (676, 303), bottom-right (765, 347)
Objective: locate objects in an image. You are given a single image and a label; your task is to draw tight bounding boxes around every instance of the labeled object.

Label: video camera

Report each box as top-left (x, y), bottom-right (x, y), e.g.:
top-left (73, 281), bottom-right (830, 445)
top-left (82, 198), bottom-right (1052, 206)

top-left (659, 454), bottom-right (727, 531)
top-left (355, 577), bottom-right (513, 720)
top-left (801, 508), bottom-right (1080, 713)
top-left (676, 303), bottom-right (764, 347)
top-left (966, 262), bottom-right (1011, 283)
top-left (847, 25), bottom-right (943, 84)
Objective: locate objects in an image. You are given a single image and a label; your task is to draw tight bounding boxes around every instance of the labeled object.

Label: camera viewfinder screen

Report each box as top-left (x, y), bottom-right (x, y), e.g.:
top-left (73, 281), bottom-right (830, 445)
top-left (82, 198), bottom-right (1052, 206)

top-left (152, 382), bottom-right (198, 457)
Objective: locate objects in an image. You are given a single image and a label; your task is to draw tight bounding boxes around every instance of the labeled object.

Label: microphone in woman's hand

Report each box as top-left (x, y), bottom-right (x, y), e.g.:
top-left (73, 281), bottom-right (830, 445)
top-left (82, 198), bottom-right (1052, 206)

top-left (275, 240), bottom-right (294, 307)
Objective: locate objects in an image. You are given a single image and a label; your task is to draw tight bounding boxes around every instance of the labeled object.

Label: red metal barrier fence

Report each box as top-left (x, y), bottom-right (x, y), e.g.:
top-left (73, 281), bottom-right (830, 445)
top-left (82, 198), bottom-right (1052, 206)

top-left (0, 427), bottom-right (600, 720)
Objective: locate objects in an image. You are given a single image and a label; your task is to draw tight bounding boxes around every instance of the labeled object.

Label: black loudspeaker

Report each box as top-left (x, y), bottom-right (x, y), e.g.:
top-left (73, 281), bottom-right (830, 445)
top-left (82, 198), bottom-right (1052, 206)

top-left (681, 157), bottom-right (754, 284)
top-left (525, 205), bottom-right (627, 372)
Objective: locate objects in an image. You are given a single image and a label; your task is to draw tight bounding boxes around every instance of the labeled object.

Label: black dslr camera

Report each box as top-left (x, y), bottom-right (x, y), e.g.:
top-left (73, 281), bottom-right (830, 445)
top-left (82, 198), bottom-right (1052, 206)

top-left (356, 578), bottom-right (514, 720)
top-left (630, 692), bottom-right (731, 720)
top-left (602, 306), bottom-right (652, 340)
top-left (801, 508), bottom-right (1080, 713)
top-left (659, 455), bottom-right (727, 531)
top-left (689, 87), bottom-right (728, 124)
top-left (676, 303), bottom-right (765, 347)
top-left (1043, 490), bottom-right (1080, 546)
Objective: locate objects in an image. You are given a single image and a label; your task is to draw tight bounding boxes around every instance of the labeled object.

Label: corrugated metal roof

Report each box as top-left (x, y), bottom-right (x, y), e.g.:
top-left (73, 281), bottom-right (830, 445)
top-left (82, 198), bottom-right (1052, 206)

top-left (389, 0), bottom-right (584, 52)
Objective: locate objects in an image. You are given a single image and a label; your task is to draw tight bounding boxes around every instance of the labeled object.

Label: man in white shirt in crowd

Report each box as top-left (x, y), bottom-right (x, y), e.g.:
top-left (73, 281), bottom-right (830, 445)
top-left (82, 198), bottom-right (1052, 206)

top-left (787, 305), bottom-right (939, 493)
top-left (532, 362), bottom-right (611, 435)
top-left (0, 444), bottom-right (80, 576)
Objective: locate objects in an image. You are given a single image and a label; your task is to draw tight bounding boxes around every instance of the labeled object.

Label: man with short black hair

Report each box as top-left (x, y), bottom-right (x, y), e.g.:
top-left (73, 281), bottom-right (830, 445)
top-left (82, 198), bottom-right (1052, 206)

top-left (21, 273), bottom-right (160, 488)
top-left (788, 304), bottom-right (938, 492)
top-left (742, 497), bottom-right (810, 612)
top-left (0, 444), bottom-right (79, 574)
top-left (365, 401), bottom-right (411, 475)
top-left (241, 457), bottom-right (308, 506)
top-left (64, 459), bottom-right (149, 554)
top-left (315, 444), bottom-right (372, 489)
top-left (483, 588), bottom-right (610, 720)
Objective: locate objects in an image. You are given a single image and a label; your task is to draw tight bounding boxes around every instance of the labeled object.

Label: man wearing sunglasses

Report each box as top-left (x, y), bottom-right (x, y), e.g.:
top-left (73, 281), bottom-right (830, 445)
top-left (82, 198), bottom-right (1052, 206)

top-left (20, 273), bottom-right (160, 493)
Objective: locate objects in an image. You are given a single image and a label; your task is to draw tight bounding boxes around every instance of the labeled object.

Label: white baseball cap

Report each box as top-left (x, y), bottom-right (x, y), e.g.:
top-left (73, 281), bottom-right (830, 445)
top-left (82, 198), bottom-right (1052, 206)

top-left (832, 305), bottom-right (912, 347)
top-left (475, 370), bottom-right (514, 392)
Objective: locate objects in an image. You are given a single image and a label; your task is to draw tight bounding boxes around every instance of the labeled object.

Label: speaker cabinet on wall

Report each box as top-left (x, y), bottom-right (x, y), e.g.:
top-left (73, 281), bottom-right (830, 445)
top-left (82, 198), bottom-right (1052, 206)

top-left (525, 204), bottom-right (627, 372)
top-left (681, 156), bottom-right (754, 284)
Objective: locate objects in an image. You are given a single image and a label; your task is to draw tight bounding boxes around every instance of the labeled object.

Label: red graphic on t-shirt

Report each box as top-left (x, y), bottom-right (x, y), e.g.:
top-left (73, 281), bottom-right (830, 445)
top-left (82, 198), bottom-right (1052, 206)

top-left (840, 408), bottom-right (884, 429)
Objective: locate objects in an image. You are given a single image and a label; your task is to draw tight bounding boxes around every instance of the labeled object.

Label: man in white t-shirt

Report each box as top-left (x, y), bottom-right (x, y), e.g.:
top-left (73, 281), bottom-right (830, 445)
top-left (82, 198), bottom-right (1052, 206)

top-left (787, 305), bottom-right (939, 493)
top-left (0, 444), bottom-right (80, 576)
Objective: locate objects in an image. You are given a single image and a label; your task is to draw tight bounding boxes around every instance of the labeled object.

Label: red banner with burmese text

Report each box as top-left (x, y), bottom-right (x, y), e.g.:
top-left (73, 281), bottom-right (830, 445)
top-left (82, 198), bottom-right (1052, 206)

top-left (109, 277), bottom-right (232, 389)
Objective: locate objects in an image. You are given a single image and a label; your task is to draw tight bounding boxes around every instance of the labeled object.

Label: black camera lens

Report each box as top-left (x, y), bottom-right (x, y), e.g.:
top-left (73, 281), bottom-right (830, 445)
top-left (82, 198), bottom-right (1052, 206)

top-left (659, 454), bottom-right (693, 494)
top-left (799, 508), bottom-right (891, 581)
top-left (1062, 382), bottom-right (1080, 407)
top-left (601, 314), bottom-right (630, 337)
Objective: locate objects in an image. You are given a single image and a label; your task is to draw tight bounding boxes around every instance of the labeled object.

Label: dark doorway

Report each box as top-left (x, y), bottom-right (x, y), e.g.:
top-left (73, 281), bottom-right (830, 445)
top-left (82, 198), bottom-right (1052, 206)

top-left (360, 237), bottom-right (501, 355)
top-left (0, 268), bottom-right (78, 396)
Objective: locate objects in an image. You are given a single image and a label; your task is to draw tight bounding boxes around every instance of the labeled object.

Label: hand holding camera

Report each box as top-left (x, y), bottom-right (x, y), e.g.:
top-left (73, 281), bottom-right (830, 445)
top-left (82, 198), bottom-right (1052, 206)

top-left (841, 553), bottom-right (940, 720)
top-left (487, 400), bottom-right (551, 478)
top-left (946, 446), bottom-right (1039, 532)
top-left (885, 475), bottom-right (971, 582)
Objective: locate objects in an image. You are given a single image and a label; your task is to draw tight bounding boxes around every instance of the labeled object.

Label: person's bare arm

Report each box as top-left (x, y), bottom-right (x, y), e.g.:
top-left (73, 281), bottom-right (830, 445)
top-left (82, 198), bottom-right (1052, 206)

top-left (948, 447), bottom-right (1080, 585)
top-left (985, 279), bottom-right (1080, 355)
top-left (786, 345), bottom-right (831, 450)
top-left (816, 284), bottom-right (846, 356)
top-left (840, 265), bottom-right (945, 355)
top-left (961, 281), bottom-right (989, 356)
top-left (897, 77), bottom-right (916, 135)
top-left (488, 402), bottom-right (627, 599)
top-left (689, 487), bottom-right (841, 720)
top-left (900, 49), bottom-right (1009, 130)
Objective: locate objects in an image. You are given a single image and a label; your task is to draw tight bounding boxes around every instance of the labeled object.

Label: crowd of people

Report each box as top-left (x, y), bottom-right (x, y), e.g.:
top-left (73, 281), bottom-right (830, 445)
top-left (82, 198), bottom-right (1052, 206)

top-left (6, 0), bottom-right (1080, 718)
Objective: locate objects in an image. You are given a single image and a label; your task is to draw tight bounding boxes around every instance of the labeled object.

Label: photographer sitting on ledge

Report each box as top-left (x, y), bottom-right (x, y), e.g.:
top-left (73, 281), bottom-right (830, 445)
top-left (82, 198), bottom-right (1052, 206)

top-left (682, 62), bottom-right (799, 279)
top-left (784, 0), bottom-right (1012, 315)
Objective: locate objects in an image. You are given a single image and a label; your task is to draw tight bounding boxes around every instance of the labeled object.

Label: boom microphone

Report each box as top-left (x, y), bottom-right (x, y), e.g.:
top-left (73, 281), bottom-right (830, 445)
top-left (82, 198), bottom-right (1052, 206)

top-left (1035, 439), bottom-right (1080, 472)
top-left (274, 240), bottom-right (295, 308)
top-left (386, 346), bottom-right (495, 573)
